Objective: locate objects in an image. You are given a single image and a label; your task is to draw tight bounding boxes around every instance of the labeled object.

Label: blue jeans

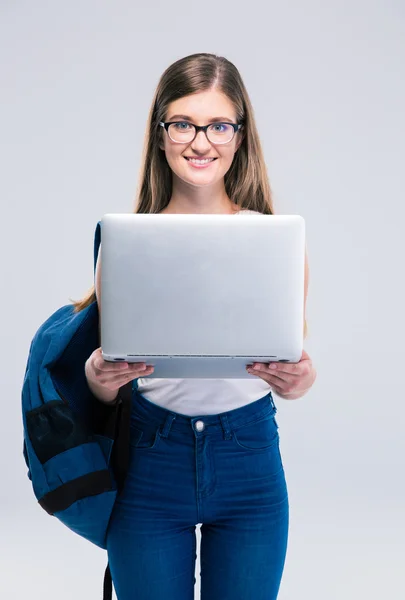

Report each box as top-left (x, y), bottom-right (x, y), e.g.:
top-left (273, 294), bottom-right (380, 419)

top-left (106, 387), bottom-right (289, 600)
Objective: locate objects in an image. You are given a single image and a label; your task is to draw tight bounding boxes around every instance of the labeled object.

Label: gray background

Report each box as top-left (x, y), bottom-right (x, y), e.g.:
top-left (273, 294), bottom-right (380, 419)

top-left (1, 1), bottom-right (404, 598)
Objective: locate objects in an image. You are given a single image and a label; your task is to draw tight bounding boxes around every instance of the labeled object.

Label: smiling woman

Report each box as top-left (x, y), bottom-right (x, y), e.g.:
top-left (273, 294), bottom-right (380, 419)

top-left (65, 52), bottom-right (314, 600)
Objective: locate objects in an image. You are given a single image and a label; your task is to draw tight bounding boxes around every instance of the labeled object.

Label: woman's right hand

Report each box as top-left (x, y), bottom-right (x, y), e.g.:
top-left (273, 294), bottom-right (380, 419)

top-left (85, 347), bottom-right (154, 403)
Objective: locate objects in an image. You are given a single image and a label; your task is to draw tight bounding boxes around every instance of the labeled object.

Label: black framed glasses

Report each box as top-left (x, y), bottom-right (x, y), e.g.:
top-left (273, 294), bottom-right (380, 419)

top-left (159, 121), bottom-right (243, 145)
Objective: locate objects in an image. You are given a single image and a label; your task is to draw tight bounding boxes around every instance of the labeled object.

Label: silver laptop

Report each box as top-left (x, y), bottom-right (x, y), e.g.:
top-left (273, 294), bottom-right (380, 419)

top-left (100, 213), bottom-right (305, 378)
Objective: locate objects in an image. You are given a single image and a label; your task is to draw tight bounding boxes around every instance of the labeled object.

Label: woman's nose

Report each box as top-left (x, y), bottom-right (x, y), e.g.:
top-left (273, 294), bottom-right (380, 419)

top-left (190, 129), bottom-right (212, 151)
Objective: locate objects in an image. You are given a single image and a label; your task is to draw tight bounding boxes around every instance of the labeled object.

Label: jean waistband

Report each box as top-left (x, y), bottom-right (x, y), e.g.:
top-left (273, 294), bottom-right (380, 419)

top-left (131, 386), bottom-right (276, 439)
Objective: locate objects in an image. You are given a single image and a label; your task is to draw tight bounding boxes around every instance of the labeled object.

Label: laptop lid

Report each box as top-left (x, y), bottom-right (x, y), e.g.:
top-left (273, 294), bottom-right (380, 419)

top-left (100, 213), bottom-right (305, 378)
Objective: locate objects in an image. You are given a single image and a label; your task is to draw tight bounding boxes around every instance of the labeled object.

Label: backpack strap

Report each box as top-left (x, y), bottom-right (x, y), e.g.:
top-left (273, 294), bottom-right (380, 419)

top-left (94, 220), bottom-right (101, 277)
top-left (102, 381), bottom-right (132, 600)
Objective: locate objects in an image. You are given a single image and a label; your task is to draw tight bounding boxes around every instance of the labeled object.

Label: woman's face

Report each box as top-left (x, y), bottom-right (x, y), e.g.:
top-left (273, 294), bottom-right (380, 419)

top-left (159, 89), bottom-right (243, 188)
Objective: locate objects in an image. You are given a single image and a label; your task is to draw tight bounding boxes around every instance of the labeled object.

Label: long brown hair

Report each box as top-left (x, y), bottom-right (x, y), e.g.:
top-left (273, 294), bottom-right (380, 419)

top-left (70, 52), bottom-right (308, 338)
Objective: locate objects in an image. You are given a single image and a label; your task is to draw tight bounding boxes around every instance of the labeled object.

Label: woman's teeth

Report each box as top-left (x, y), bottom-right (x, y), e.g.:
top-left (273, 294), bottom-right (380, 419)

top-left (186, 158), bottom-right (216, 164)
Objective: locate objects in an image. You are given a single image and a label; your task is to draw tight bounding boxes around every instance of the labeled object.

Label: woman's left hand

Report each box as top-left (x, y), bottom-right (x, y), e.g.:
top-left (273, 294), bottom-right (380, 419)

top-left (246, 349), bottom-right (317, 399)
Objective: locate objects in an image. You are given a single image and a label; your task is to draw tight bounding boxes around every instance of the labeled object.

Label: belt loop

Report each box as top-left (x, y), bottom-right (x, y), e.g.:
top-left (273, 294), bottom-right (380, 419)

top-left (160, 413), bottom-right (176, 439)
top-left (219, 414), bottom-right (232, 440)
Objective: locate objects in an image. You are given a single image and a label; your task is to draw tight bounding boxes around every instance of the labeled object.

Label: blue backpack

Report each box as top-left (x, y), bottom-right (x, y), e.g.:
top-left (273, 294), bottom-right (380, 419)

top-left (21, 220), bottom-right (131, 600)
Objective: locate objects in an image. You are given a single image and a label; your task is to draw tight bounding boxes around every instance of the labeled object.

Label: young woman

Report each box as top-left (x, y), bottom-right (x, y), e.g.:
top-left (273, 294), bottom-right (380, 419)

top-left (75, 52), bottom-right (317, 600)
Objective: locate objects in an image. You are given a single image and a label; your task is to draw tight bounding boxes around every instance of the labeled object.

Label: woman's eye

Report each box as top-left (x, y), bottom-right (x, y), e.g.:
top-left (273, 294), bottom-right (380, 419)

top-left (174, 122), bottom-right (191, 130)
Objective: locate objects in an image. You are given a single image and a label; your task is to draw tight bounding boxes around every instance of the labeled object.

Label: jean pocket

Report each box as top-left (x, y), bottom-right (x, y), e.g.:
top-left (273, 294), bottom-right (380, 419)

top-left (232, 411), bottom-right (279, 451)
top-left (130, 423), bottom-right (162, 451)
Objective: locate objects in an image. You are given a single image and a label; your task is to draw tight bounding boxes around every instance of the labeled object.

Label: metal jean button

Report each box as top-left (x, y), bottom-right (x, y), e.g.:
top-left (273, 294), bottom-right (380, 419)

top-left (195, 420), bottom-right (205, 432)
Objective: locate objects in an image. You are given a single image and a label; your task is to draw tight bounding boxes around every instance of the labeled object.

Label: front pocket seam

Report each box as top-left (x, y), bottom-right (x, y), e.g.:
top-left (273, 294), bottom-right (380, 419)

top-left (130, 426), bottom-right (162, 451)
top-left (232, 430), bottom-right (279, 451)
top-left (232, 410), bottom-right (278, 433)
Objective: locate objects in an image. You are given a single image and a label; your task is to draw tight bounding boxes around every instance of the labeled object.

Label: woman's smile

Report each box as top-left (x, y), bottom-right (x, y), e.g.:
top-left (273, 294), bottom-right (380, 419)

top-left (184, 157), bottom-right (218, 168)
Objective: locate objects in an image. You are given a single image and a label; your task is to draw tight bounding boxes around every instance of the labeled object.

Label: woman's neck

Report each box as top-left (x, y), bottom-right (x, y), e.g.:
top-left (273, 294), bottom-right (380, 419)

top-left (160, 179), bottom-right (239, 214)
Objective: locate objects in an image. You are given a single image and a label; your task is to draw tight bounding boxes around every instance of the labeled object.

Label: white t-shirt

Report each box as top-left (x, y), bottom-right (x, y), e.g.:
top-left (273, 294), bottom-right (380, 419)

top-left (135, 210), bottom-right (272, 415)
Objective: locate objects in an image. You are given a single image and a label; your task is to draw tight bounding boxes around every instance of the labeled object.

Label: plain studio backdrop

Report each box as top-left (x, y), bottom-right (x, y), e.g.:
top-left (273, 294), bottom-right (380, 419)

top-left (1, 1), bottom-right (404, 599)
